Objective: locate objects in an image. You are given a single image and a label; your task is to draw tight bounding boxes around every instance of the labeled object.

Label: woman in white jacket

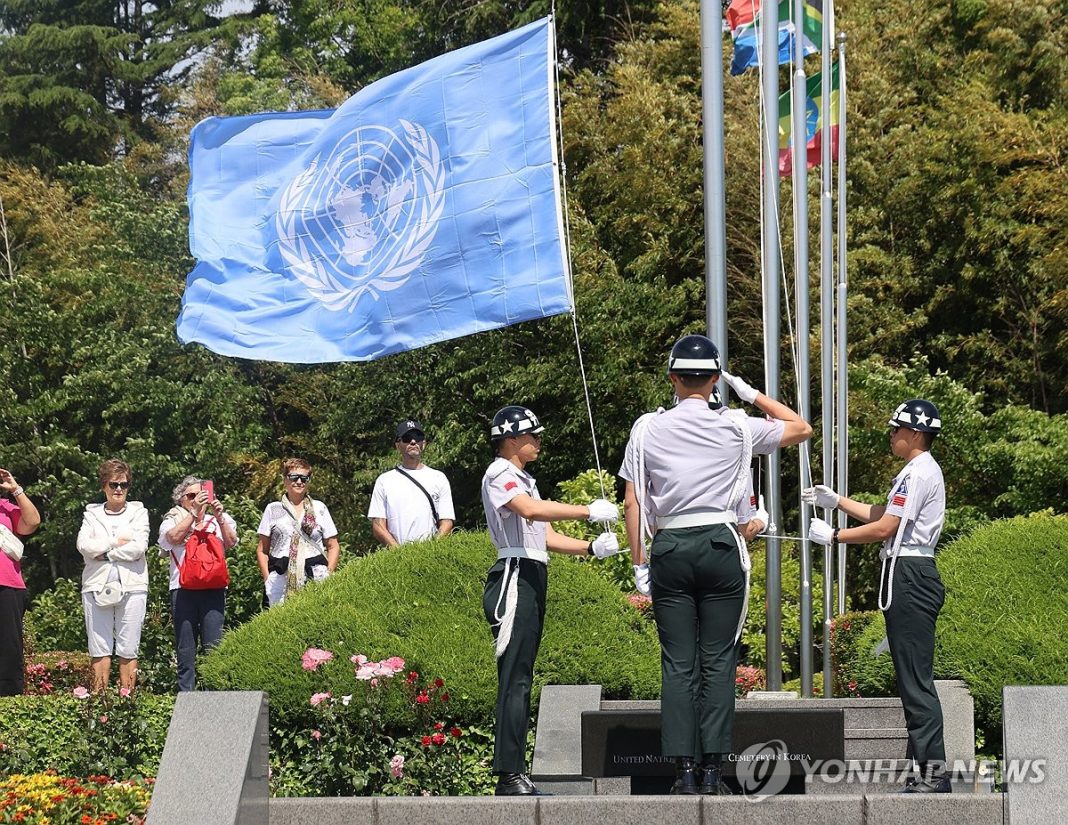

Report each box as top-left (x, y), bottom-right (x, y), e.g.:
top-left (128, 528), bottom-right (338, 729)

top-left (77, 459), bottom-right (150, 691)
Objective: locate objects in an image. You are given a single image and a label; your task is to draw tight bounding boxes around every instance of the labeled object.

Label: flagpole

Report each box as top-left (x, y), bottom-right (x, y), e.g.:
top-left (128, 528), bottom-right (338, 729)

top-left (701, 0), bottom-right (728, 375)
top-left (835, 30), bottom-right (849, 615)
top-left (819, 2), bottom-right (835, 698)
top-left (761, 0), bottom-right (784, 691)
top-left (791, 0), bottom-right (813, 699)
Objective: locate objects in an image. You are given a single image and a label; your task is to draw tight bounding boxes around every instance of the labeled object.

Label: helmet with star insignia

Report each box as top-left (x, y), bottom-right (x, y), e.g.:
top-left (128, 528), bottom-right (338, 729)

top-left (490, 405), bottom-right (545, 442)
top-left (888, 399), bottom-right (941, 434)
top-left (668, 334), bottom-right (722, 376)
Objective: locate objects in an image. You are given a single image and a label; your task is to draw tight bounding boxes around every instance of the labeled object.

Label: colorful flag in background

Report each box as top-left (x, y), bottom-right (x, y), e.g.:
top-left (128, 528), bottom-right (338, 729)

top-left (777, 61), bottom-right (840, 176)
top-left (177, 18), bottom-right (572, 364)
top-left (727, 0), bottom-right (825, 76)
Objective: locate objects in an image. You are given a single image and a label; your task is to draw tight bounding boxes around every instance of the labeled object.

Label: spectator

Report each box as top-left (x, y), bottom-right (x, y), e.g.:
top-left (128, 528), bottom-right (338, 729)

top-left (77, 459), bottom-right (149, 692)
top-left (256, 458), bottom-right (340, 607)
top-left (158, 476), bottom-right (238, 691)
top-left (0, 467), bottom-right (41, 696)
top-left (368, 418), bottom-right (455, 547)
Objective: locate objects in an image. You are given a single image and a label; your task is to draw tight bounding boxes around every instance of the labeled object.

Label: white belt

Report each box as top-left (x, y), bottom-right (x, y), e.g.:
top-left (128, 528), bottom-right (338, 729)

top-left (497, 547), bottom-right (549, 564)
top-left (890, 545), bottom-right (935, 559)
top-left (657, 511), bottom-right (737, 530)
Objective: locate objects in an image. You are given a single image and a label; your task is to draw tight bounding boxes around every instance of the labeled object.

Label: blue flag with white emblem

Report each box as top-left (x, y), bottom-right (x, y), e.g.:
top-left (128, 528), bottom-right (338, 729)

top-left (177, 18), bottom-right (572, 363)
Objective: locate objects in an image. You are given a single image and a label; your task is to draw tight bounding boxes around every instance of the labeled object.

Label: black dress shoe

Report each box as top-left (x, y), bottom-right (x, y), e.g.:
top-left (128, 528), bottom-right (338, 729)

top-left (900, 774), bottom-right (952, 794)
top-left (698, 764), bottom-right (731, 795)
top-left (494, 773), bottom-right (546, 796)
top-left (670, 759), bottom-right (701, 795)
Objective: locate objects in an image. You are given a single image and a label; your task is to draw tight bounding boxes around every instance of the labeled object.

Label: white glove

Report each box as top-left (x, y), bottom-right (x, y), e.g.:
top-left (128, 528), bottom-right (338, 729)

top-left (633, 563), bottom-right (651, 596)
top-left (808, 517), bottom-right (835, 546)
top-left (719, 370), bottom-right (760, 404)
top-left (751, 503), bottom-right (770, 533)
top-left (802, 484), bottom-right (840, 509)
top-left (590, 532), bottom-right (621, 559)
top-left (587, 499), bottom-right (619, 523)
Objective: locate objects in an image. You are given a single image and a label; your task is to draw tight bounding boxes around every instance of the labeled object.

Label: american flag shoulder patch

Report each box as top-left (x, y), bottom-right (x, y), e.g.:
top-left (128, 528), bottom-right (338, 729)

top-left (504, 480), bottom-right (518, 492)
top-left (891, 477), bottom-right (909, 508)
top-left (892, 493), bottom-right (907, 507)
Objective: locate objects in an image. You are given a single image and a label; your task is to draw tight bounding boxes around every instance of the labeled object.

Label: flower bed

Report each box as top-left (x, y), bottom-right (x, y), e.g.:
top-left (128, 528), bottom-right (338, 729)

top-left (0, 772), bottom-right (152, 824)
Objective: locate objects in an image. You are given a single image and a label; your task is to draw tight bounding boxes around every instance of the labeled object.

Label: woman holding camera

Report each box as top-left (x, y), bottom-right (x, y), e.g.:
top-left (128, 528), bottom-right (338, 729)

top-left (256, 458), bottom-right (339, 607)
top-left (77, 459), bottom-right (149, 692)
top-left (0, 468), bottom-right (41, 696)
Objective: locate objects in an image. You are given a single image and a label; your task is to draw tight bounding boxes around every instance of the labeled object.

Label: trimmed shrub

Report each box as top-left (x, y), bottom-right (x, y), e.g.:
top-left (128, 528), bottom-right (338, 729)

top-left (200, 530), bottom-right (662, 727)
top-left (847, 612), bottom-right (897, 698)
top-left (831, 610), bottom-right (882, 695)
top-left (23, 651), bottom-right (93, 696)
top-left (936, 512), bottom-right (1068, 753)
top-left (0, 692), bottom-right (174, 777)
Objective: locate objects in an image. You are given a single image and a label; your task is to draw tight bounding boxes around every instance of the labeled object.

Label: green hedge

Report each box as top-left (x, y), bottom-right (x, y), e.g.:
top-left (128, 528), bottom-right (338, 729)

top-left (831, 610), bottom-right (883, 695)
top-left (200, 530), bottom-right (661, 726)
top-left (848, 612), bottom-right (898, 698)
top-left (936, 512), bottom-right (1068, 753)
top-left (0, 692), bottom-right (173, 777)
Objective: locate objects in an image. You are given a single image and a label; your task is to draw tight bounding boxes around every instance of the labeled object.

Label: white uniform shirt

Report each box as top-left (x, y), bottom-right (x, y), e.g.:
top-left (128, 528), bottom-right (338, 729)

top-left (481, 457), bottom-right (546, 551)
top-left (158, 509), bottom-right (239, 590)
top-left (620, 407), bottom-right (758, 524)
top-left (638, 398), bottom-right (783, 519)
top-left (882, 451), bottom-right (945, 559)
top-left (367, 466), bottom-right (455, 544)
top-left (257, 499), bottom-right (338, 559)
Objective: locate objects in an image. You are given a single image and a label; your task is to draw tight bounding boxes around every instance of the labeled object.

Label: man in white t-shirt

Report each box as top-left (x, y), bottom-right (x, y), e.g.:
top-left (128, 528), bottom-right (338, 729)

top-left (368, 419), bottom-right (455, 547)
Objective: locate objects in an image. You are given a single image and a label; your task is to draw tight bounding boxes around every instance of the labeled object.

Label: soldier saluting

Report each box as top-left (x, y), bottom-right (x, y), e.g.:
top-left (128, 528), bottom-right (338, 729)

top-left (481, 405), bottom-right (620, 796)
top-left (807, 399), bottom-right (951, 793)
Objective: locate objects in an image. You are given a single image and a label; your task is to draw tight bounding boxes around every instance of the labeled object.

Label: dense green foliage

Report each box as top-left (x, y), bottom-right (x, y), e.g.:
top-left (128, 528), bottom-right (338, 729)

top-left (200, 531), bottom-right (661, 725)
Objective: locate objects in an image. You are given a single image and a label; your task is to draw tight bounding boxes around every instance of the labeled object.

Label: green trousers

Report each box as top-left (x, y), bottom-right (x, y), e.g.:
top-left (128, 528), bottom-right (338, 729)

top-left (650, 524), bottom-right (745, 759)
top-left (883, 556), bottom-right (947, 766)
top-left (482, 557), bottom-right (547, 774)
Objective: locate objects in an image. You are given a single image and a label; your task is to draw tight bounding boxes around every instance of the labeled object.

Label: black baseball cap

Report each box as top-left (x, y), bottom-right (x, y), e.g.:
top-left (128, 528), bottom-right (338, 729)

top-left (394, 419), bottom-right (426, 441)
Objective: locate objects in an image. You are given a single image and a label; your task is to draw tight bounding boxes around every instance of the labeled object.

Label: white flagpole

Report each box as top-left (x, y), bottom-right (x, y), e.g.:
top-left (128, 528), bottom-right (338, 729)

top-left (761, 0), bottom-right (784, 690)
top-left (701, 1), bottom-right (729, 366)
top-left (835, 30), bottom-right (849, 615)
top-left (820, 1), bottom-right (835, 697)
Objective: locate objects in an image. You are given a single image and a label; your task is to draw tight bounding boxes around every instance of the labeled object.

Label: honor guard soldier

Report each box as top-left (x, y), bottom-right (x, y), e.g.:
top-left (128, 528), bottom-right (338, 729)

top-left (806, 399), bottom-right (950, 793)
top-left (481, 405), bottom-right (621, 796)
top-left (622, 335), bottom-right (811, 794)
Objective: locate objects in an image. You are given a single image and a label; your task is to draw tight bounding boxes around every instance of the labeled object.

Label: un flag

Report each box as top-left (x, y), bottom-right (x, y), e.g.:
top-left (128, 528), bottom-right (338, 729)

top-left (178, 18), bottom-right (572, 363)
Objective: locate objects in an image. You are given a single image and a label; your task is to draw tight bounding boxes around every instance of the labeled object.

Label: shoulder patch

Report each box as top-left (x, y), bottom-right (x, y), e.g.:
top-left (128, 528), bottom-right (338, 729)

top-left (503, 480), bottom-right (518, 492)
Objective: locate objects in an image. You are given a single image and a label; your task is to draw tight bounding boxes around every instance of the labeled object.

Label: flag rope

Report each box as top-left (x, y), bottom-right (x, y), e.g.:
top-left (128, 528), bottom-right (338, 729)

top-left (550, 11), bottom-right (608, 500)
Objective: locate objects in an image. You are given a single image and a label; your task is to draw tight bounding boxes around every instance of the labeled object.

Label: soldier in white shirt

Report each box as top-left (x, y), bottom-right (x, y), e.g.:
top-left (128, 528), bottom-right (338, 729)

top-left (480, 404), bottom-right (620, 796)
top-left (622, 335), bottom-right (811, 795)
top-left (806, 399), bottom-right (950, 793)
top-left (368, 419), bottom-right (455, 547)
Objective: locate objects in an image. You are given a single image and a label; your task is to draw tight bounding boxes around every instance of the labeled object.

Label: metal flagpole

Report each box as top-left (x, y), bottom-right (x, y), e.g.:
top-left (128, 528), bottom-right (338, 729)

top-left (820, 0), bottom-right (835, 697)
top-left (791, 0), bottom-right (813, 699)
top-left (835, 30), bottom-right (849, 615)
top-left (761, 0), bottom-right (784, 690)
top-left (701, 0), bottom-right (729, 371)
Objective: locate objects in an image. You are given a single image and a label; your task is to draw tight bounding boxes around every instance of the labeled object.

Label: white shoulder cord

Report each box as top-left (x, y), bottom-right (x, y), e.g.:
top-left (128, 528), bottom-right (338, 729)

top-left (723, 409), bottom-right (755, 642)
top-left (633, 410), bottom-right (663, 554)
top-left (489, 465), bottom-right (523, 659)
top-left (877, 500), bottom-right (911, 612)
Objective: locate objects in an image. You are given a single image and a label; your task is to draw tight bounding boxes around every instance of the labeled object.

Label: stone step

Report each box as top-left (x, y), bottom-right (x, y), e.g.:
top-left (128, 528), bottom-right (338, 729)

top-left (270, 793), bottom-right (1006, 825)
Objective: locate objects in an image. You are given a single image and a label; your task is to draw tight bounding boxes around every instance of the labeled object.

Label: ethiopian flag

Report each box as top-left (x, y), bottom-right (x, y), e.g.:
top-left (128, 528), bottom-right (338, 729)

top-left (727, 0), bottom-right (826, 76)
top-left (778, 61), bottom-right (839, 176)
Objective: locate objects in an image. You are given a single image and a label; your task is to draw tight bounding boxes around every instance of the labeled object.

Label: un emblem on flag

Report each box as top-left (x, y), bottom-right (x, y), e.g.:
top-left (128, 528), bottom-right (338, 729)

top-left (276, 120), bottom-right (445, 312)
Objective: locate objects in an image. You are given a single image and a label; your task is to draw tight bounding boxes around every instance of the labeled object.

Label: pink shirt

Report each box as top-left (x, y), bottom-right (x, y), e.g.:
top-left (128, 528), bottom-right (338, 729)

top-left (0, 499), bottom-right (25, 589)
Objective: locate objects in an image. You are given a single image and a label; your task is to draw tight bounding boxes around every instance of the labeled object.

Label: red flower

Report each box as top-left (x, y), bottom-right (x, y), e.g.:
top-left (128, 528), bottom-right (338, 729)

top-left (433, 678), bottom-right (445, 689)
top-left (434, 721), bottom-right (445, 730)
top-left (421, 735), bottom-right (432, 747)
top-left (407, 671), bottom-right (419, 683)
top-left (431, 732), bottom-right (446, 746)
top-left (416, 691), bottom-right (430, 705)
top-left (451, 727), bottom-right (463, 738)
top-left (440, 692), bottom-right (450, 702)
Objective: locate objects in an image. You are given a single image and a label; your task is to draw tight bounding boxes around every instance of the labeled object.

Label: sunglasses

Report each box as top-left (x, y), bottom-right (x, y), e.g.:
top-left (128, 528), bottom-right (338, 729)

top-left (183, 491), bottom-right (199, 499)
top-left (108, 481), bottom-right (130, 491)
top-left (400, 432), bottom-right (425, 444)
top-left (286, 473), bottom-right (311, 483)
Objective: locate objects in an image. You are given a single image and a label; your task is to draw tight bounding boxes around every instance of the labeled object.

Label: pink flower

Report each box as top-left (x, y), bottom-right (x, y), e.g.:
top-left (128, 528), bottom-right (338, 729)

top-left (311, 730), bottom-right (322, 741)
top-left (302, 648), bottom-right (334, 671)
top-left (382, 656), bottom-right (406, 673)
top-left (350, 654), bottom-right (368, 665)
top-left (390, 754), bottom-right (405, 778)
top-left (309, 692), bottom-right (332, 706)
top-left (370, 678), bottom-right (379, 688)
top-left (99, 715), bottom-right (108, 723)
top-left (374, 662), bottom-right (396, 677)
top-left (72, 686), bottom-right (89, 699)
top-left (119, 687), bottom-right (131, 698)
top-left (355, 664), bottom-right (377, 681)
